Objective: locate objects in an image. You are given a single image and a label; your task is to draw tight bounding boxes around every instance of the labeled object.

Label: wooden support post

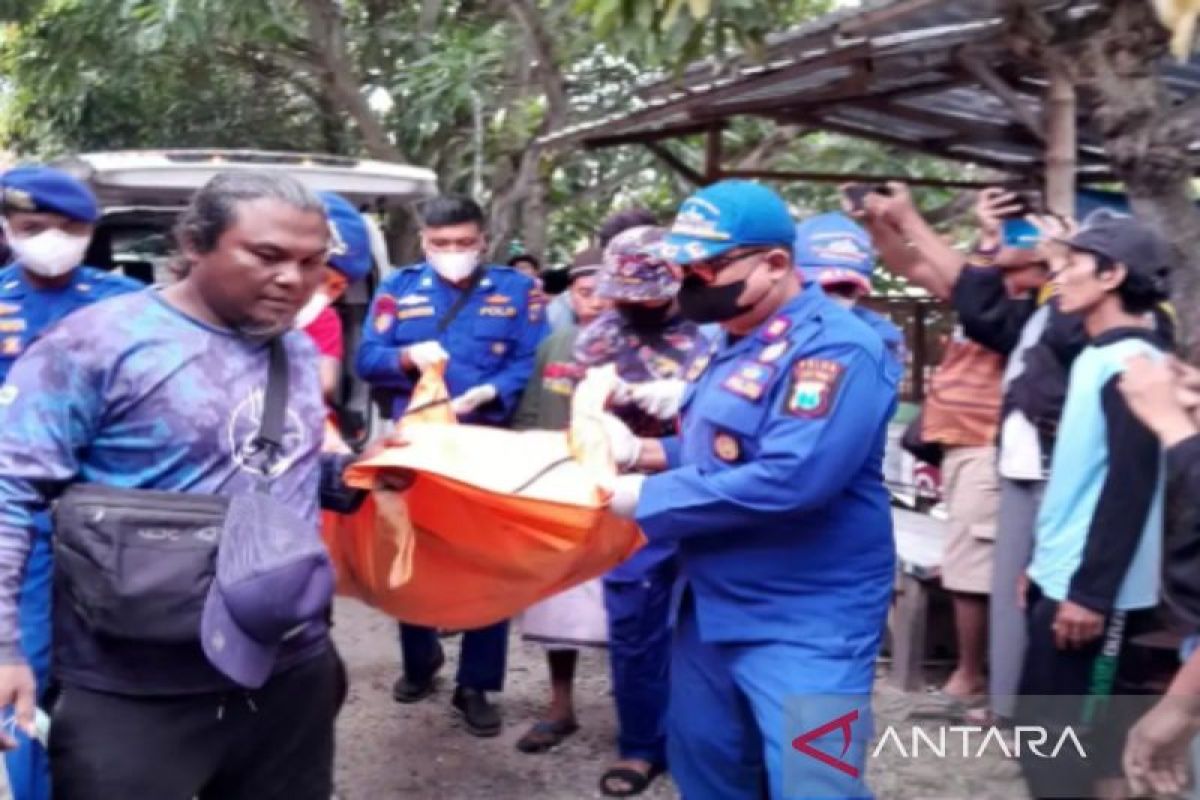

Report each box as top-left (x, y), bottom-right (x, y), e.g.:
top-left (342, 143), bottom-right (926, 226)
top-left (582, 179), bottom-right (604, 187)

top-left (889, 571), bottom-right (930, 692)
top-left (1044, 67), bottom-right (1077, 216)
top-left (912, 302), bottom-right (928, 402)
top-left (704, 126), bottom-right (723, 184)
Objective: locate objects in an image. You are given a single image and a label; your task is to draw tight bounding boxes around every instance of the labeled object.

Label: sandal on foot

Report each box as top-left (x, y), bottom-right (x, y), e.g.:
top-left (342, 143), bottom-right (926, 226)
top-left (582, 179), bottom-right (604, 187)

top-left (515, 718), bottom-right (579, 754)
top-left (599, 764), bottom-right (665, 797)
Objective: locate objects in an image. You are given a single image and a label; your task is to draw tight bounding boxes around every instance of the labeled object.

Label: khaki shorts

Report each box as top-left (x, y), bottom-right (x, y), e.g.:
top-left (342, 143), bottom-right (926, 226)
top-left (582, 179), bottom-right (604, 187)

top-left (940, 445), bottom-right (1000, 594)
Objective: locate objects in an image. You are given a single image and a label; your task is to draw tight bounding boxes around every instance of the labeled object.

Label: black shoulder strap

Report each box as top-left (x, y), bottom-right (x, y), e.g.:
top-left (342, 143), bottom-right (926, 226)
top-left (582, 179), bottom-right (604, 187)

top-left (255, 337), bottom-right (290, 456)
top-left (436, 267), bottom-right (486, 333)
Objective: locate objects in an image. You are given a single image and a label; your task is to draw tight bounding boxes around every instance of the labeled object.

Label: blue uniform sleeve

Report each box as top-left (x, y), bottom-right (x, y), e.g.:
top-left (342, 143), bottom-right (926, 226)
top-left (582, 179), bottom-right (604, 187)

top-left (477, 281), bottom-right (548, 425)
top-left (354, 279), bottom-right (416, 391)
top-left (661, 436), bottom-right (682, 469)
top-left (635, 345), bottom-right (893, 541)
top-left (0, 331), bottom-right (103, 661)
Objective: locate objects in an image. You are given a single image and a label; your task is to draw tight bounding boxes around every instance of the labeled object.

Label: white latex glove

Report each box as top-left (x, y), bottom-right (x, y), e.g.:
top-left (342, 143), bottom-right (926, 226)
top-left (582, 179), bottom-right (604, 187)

top-left (627, 379), bottom-right (687, 420)
top-left (450, 384), bottom-right (498, 416)
top-left (610, 377), bottom-right (635, 406)
top-left (600, 413), bottom-right (642, 471)
top-left (404, 340), bottom-right (449, 372)
top-left (609, 474), bottom-right (646, 518)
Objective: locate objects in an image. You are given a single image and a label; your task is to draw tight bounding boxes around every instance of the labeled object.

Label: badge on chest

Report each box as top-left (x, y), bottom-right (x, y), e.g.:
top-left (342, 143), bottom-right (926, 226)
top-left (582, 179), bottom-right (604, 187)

top-left (720, 360), bottom-right (776, 403)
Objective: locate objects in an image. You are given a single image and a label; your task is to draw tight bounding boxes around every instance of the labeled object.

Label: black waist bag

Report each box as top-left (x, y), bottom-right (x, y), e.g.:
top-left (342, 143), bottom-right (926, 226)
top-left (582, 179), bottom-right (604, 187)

top-left (53, 486), bottom-right (229, 642)
top-left (52, 338), bottom-right (289, 643)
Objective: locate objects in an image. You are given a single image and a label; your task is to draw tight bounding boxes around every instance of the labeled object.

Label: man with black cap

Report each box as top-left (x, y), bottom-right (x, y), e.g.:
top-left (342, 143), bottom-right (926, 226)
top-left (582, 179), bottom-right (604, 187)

top-left (1017, 215), bottom-right (1174, 798)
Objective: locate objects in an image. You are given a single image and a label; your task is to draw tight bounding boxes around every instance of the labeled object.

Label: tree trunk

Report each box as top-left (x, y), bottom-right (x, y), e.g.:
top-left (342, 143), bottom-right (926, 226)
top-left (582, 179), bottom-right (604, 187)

top-left (296, 0), bottom-right (408, 164)
top-left (1019, 0), bottom-right (1200, 358)
top-left (1043, 68), bottom-right (1076, 216)
top-left (1073, 0), bottom-right (1200, 358)
top-left (520, 179), bottom-right (549, 261)
top-left (486, 0), bottom-right (571, 259)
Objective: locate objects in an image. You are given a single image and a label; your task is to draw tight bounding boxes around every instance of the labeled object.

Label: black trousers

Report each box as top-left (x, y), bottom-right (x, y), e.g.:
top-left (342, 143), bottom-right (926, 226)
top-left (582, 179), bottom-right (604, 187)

top-left (49, 647), bottom-right (346, 800)
top-left (1016, 585), bottom-right (1152, 799)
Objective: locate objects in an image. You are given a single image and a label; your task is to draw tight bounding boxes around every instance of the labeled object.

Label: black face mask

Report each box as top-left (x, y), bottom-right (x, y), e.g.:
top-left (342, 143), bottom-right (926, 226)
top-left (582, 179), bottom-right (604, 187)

top-left (616, 302), bottom-right (673, 330)
top-left (678, 274), bottom-right (752, 323)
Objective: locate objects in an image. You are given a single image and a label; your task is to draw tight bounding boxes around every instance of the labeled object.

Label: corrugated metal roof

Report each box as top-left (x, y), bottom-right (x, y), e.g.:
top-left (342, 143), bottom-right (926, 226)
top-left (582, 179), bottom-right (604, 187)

top-left (541, 0), bottom-right (1200, 178)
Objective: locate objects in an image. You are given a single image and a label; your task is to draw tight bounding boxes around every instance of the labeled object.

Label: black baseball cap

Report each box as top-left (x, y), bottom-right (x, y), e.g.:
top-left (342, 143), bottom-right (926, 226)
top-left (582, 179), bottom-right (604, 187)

top-left (1059, 216), bottom-right (1173, 286)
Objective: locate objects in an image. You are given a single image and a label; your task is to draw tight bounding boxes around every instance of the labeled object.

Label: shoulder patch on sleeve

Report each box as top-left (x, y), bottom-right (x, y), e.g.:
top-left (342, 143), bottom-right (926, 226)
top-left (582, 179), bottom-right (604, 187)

top-left (373, 295), bottom-right (397, 334)
top-left (782, 358), bottom-right (845, 418)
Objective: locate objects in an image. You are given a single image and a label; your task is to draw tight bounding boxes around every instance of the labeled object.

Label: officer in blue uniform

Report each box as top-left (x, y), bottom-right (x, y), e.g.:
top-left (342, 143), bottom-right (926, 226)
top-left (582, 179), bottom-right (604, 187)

top-left (0, 166), bottom-right (140, 800)
top-left (356, 196), bottom-right (546, 737)
top-left (603, 181), bottom-right (898, 799)
top-left (793, 211), bottom-right (905, 375)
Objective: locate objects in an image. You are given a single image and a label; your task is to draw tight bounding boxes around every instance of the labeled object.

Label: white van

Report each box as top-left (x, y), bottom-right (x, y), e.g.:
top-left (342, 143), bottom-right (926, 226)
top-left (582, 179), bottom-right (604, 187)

top-left (55, 148), bottom-right (439, 446)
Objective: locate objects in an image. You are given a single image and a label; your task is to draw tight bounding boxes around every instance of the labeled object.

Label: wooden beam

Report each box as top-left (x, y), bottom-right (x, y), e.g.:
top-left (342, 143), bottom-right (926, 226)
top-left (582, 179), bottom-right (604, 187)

top-left (775, 111), bottom-right (1026, 173)
top-left (645, 142), bottom-right (705, 186)
top-left (959, 53), bottom-right (1045, 141)
top-left (1043, 67), bottom-right (1077, 215)
top-left (704, 126), bottom-right (723, 182)
top-left (720, 169), bottom-right (1020, 190)
top-left (584, 120), bottom-right (727, 150)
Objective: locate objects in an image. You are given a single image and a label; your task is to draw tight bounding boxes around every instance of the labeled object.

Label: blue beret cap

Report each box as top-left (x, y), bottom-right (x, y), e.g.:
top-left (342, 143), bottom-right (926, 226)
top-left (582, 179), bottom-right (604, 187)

top-left (318, 191), bottom-right (372, 283)
top-left (0, 166), bottom-right (99, 224)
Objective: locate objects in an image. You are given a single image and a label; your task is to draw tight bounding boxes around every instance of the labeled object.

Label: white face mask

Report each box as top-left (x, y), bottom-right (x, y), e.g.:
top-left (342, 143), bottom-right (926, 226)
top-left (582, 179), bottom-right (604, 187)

top-left (7, 228), bottom-right (89, 278)
top-left (428, 250), bottom-right (480, 282)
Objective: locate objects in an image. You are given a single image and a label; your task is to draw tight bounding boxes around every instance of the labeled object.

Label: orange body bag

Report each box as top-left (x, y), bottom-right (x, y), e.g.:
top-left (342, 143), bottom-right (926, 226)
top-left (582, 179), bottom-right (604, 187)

top-left (321, 364), bottom-right (644, 629)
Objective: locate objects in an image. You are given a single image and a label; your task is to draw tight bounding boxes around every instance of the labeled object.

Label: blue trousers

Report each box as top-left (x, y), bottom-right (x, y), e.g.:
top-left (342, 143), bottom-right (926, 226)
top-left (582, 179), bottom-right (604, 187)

top-left (5, 516), bottom-right (52, 800)
top-left (668, 597), bottom-right (877, 800)
top-left (398, 620), bottom-right (508, 692)
top-left (603, 560), bottom-right (675, 767)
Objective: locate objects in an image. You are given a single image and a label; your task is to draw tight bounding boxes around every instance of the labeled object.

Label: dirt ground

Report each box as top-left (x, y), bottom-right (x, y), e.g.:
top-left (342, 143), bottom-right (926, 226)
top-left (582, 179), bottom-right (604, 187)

top-left (332, 599), bottom-right (1029, 800)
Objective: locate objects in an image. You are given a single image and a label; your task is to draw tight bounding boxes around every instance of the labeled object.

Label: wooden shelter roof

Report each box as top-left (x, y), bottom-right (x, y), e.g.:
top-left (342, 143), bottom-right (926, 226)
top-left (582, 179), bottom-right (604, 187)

top-left (542, 0), bottom-right (1200, 183)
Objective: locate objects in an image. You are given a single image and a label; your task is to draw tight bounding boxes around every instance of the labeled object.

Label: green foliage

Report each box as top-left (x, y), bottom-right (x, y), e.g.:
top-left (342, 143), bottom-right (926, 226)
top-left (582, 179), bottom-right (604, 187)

top-left (0, 0), bottom-right (974, 269)
top-left (576, 0), bottom-right (834, 65)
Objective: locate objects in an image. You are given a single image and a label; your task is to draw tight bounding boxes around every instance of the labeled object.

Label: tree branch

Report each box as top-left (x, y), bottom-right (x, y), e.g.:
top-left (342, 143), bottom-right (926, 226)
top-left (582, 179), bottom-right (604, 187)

top-left (504, 0), bottom-right (569, 130)
top-left (485, 0), bottom-right (573, 252)
top-left (296, 0), bottom-right (406, 162)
